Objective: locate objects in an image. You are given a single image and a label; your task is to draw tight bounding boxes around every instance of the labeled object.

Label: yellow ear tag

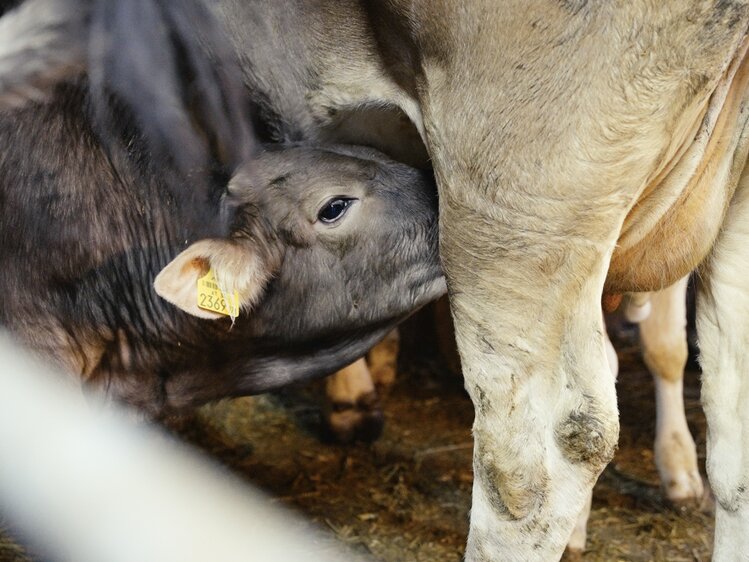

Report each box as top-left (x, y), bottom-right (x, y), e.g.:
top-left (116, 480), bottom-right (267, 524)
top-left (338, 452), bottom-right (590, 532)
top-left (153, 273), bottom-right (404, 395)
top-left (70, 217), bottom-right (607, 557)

top-left (196, 269), bottom-right (240, 319)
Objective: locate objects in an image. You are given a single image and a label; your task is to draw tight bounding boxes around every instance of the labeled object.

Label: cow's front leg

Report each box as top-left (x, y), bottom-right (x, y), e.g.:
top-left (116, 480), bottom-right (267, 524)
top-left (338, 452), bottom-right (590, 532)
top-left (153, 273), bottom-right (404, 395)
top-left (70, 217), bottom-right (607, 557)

top-left (439, 194), bottom-right (623, 561)
top-left (566, 326), bottom-right (619, 554)
top-left (697, 173), bottom-right (749, 560)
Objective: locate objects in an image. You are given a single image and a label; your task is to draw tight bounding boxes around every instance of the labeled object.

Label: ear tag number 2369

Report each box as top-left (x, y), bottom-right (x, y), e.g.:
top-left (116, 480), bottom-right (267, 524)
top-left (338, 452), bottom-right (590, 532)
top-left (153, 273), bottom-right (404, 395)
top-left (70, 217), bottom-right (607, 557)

top-left (197, 269), bottom-right (240, 318)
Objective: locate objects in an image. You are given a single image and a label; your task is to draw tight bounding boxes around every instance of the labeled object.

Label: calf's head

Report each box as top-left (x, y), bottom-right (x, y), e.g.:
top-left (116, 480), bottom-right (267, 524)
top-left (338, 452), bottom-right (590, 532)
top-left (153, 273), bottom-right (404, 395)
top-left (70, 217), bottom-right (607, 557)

top-left (154, 144), bottom-right (444, 389)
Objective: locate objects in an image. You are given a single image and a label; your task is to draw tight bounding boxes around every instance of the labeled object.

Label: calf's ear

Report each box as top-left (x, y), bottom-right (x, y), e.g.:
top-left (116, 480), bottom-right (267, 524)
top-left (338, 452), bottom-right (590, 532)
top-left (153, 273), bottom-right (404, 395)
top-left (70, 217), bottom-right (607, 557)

top-left (154, 239), bottom-right (270, 319)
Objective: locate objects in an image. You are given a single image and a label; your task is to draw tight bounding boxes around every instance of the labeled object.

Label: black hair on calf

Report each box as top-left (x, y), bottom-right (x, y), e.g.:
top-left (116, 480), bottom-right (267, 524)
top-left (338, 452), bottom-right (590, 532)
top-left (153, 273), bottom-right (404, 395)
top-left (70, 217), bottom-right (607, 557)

top-left (0, 0), bottom-right (259, 241)
top-left (88, 0), bottom-right (259, 239)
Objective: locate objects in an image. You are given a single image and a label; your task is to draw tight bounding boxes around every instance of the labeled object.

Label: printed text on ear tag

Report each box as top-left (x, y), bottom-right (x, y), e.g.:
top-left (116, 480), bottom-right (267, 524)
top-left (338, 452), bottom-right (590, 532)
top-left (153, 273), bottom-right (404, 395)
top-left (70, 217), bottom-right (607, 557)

top-left (197, 269), bottom-right (240, 318)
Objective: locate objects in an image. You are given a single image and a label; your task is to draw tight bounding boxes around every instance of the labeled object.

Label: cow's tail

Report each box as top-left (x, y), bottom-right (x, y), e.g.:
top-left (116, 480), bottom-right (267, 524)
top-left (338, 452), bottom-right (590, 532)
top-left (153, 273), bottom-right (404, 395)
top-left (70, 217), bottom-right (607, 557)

top-left (0, 0), bottom-right (86, 110)
top-left (86, 0), bottom-right (259, 238)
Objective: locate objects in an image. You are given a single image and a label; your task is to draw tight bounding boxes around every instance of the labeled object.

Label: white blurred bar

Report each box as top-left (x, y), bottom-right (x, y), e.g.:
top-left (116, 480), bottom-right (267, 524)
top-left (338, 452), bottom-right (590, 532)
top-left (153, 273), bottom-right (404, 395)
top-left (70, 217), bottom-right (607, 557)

top-left (0, 334), bottom-right (361, 562)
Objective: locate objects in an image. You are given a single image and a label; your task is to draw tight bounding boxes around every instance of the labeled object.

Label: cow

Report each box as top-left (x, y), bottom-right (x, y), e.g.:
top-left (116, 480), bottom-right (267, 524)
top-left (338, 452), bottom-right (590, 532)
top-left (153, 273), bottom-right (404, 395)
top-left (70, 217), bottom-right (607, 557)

top-left (0, 0), bottom-right (445, 415)
top-left (201, 2), bottom-right (749, 559)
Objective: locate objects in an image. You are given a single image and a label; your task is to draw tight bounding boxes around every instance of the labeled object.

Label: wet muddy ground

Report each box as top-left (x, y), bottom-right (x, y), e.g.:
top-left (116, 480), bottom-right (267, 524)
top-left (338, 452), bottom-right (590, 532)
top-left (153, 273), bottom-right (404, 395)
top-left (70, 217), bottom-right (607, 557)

top-left (0, 314), bottom-right (712, 561)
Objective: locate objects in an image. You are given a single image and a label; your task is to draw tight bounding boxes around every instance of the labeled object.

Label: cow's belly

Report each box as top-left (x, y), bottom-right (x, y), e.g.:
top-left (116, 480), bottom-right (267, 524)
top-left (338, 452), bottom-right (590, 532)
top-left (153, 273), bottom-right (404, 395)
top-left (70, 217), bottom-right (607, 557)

top-left (606, 36), bottom-right (749, 294)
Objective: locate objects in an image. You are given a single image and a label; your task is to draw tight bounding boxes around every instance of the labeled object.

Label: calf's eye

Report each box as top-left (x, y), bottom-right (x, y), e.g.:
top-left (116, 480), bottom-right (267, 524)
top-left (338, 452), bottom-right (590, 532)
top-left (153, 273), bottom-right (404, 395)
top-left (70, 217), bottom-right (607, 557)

top-left (318, 198), bottom-right (355, 224)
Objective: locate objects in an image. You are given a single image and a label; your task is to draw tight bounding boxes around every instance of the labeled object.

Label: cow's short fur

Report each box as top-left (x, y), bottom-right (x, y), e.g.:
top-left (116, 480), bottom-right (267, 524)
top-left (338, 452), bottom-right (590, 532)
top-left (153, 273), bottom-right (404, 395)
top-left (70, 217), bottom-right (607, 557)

top-left (203, 2), bottom-right (749, 559)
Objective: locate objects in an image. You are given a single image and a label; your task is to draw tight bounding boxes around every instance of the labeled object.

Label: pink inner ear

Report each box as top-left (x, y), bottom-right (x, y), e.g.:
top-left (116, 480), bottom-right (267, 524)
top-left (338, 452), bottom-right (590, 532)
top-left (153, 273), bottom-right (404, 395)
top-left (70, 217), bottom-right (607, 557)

top-left (184, 257), bottom-right (210, 277)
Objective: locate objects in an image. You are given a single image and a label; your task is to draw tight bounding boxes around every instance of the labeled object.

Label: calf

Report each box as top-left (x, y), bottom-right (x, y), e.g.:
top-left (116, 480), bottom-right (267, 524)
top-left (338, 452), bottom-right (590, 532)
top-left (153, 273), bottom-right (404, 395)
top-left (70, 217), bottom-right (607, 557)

top-left (0, 102), bottom-right (443, 412)
top-left (0, 1), bottom-right (444, 414)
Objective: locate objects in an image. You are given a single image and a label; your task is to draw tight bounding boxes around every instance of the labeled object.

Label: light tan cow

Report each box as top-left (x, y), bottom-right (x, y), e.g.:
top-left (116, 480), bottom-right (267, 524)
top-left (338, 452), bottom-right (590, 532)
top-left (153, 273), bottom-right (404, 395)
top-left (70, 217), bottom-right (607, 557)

top-left (206, 3), bottom-right (749, 557)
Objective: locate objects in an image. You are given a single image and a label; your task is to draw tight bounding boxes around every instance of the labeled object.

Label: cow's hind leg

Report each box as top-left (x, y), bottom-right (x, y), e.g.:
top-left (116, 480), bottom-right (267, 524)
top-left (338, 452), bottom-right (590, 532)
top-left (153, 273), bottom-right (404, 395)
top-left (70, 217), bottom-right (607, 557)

top-left (640, 277), bottom-right (703, 503)
top-left (697, 172), bottom-right (749, 560)
top-left (324, 358), bottom-right (383, 443)
top-left (565, 491), bottom-right (592, 554)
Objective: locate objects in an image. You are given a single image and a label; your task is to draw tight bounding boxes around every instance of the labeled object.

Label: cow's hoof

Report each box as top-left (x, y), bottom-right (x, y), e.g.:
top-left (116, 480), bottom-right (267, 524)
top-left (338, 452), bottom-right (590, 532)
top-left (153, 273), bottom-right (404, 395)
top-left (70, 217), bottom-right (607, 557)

top-left (662, 469), bottom-right (704, 504)
top-left (325, 391), bottom-right (384, 443)
top-left (370, 363), bottom-right (397, 394)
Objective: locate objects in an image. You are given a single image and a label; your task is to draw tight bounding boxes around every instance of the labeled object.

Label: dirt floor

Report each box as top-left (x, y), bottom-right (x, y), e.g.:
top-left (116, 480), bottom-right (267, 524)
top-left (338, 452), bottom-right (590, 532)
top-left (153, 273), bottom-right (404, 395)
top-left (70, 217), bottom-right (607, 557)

top-left (0, 313), bottom-right (713, 561)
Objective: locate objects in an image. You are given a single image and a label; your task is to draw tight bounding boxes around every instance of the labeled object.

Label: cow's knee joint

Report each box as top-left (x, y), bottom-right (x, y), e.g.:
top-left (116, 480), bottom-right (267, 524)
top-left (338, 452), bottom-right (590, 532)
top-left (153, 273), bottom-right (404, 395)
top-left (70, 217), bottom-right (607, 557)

top-left (555, 405), bottom-right (618, 468)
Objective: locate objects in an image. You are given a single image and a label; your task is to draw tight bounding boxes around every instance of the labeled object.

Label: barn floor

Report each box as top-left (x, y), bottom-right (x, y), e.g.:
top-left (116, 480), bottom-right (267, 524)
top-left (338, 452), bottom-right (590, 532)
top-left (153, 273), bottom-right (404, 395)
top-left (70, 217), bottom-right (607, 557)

top-left (0, 317), bottom-right (713, 561)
